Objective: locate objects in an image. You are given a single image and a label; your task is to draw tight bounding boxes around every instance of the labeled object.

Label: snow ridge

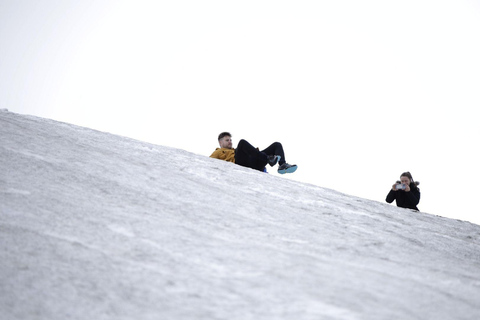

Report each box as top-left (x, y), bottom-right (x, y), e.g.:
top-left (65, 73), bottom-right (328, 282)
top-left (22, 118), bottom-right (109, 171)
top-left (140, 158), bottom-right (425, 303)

top-left (1, 111), bottom-right (480, 320)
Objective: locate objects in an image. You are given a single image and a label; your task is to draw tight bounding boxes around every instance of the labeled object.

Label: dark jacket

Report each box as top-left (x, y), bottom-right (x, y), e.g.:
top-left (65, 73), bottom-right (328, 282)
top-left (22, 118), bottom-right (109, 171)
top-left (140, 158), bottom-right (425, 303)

top-left (386, 182), bottom-right (420, 211)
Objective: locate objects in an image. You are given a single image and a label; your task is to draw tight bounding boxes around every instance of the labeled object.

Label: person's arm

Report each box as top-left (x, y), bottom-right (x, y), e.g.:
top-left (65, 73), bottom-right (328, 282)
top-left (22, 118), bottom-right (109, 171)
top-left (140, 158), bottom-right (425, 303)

top-left (210, 148), bottom-right (222, 159)
top-left (386, 185), bottom-right (397, 204)
top-left (405, 187), bottom-right (420, 206)
top-left (210, 148), bottom-right (236, 162)
top-left (386, 190), bottom-right (396, 204)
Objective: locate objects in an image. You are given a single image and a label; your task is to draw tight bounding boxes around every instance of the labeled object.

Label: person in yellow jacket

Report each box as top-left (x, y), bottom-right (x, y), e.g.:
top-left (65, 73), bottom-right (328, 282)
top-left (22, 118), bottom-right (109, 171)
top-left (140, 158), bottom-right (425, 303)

top-left (210, 132), bottom-right (297, 174)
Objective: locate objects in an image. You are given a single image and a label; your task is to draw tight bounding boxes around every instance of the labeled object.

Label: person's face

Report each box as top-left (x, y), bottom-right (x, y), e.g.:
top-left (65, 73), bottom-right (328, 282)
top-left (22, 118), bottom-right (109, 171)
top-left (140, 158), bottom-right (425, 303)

top-left (400, 176), bottom-right (411, 185)
top-left (219, 136), bottom-right (233, 149)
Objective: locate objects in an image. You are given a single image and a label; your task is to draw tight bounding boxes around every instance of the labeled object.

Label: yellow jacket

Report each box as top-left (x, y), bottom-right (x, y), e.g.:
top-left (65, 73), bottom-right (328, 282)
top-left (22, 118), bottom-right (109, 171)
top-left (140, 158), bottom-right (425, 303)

top-left (210, 148), bottom-right (235, 163)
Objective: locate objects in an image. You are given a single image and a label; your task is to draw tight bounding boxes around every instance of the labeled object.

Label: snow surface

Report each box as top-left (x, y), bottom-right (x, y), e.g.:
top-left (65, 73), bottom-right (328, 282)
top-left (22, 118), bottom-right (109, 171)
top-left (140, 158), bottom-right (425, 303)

top-left (1, 110), bottom-right (480, 320)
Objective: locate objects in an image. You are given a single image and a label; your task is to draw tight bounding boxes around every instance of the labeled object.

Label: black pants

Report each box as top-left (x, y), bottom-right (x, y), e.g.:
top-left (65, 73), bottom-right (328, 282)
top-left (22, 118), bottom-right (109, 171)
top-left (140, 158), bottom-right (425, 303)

top-left (234, 139), bottom-right (286, 171)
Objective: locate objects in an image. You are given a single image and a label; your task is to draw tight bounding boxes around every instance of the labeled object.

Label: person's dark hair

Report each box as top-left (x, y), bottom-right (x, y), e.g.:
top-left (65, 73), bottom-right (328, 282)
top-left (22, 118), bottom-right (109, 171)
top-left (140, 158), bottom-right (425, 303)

top-left (218, 132), bottom-right (231, 141)
top-left (399, 171), bottom-right (420, 188)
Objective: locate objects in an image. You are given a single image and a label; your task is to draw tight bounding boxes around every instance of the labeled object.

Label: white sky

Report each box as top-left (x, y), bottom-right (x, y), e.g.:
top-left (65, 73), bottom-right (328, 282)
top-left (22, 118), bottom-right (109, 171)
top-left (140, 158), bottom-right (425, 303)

top-left (1, 0), bottom-right (479, 224)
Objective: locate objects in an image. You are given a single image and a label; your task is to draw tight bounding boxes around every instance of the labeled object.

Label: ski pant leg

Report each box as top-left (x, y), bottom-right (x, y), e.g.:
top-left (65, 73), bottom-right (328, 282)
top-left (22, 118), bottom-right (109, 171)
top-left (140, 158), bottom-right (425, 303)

top-left (261, 142), bottom-right (286, 165)
top-left (235, 139), bottom-right (268, 171)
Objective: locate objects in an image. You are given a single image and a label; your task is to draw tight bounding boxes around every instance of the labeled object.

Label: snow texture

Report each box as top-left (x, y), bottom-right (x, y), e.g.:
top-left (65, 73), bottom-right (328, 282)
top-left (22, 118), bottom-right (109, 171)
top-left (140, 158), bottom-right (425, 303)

top-left (1, 110), bottom-right (480, 320)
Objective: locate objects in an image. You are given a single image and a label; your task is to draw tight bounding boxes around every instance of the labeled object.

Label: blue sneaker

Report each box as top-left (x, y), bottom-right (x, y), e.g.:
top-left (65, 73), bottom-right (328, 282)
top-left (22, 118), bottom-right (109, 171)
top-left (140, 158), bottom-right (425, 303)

top-left (278, 163), bottom-right (297, 174)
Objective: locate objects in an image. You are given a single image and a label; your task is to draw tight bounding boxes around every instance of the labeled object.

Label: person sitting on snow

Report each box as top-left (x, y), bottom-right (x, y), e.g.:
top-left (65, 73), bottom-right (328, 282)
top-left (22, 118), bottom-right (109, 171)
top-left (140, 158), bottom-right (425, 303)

top-left (386, 171), bottom-right (421, 211)
top-left (210, 132), bottom-right (297, 174)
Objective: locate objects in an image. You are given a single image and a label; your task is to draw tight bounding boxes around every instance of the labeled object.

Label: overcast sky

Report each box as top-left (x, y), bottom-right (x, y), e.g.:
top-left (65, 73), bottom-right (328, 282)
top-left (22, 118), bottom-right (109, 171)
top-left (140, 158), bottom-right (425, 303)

top-left (1, 0), bottom-right (479, 224)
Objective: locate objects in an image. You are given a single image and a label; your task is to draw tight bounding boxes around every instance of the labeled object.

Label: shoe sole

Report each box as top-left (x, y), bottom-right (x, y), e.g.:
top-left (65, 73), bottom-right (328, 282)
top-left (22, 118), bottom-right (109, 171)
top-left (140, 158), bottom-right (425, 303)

top-left (278, 165), bottom-right (297, 174)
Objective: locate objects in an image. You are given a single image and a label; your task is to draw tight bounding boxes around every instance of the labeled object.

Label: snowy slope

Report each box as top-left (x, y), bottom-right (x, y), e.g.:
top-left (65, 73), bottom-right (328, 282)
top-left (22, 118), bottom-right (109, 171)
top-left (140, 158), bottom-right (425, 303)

top-left (1, 110), bottom-right (480, 320)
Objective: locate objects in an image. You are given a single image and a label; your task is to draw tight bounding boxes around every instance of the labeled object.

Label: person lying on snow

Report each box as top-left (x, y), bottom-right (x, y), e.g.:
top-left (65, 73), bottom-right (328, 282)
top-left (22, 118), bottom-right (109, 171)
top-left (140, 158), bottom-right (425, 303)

top-left (210, 132), bottom-right (297, 174)
top-left (386, 171), bottom-right (420, 211)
